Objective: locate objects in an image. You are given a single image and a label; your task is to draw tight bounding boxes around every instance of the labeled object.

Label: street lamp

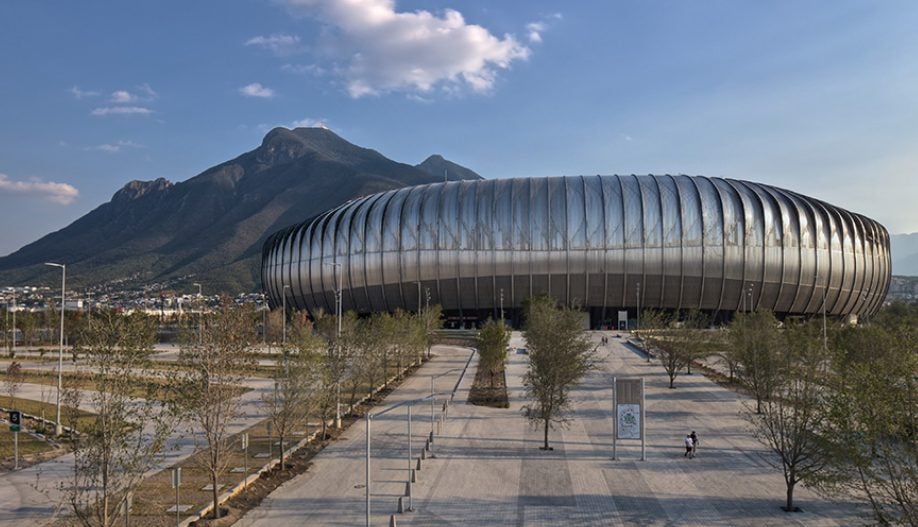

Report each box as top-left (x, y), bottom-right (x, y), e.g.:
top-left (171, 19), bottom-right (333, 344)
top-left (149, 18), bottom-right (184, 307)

top-left (499, 288), bottom-right (504, 323)
top-left (281, 284), bottom-right (291, 346)
top-left (324, 262), bottom-right (343, 429)
top-left (193, 283), bottom-right (202, 345)
top-left (44, 262), bottom-right (66, 436)
top-left (261, 291), bottom-right (268, 348)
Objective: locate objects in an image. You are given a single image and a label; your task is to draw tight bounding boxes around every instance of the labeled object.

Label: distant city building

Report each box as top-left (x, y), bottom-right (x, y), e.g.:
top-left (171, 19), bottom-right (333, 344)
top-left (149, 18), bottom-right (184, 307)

top-left (262, 175), bottom-right (891, 327)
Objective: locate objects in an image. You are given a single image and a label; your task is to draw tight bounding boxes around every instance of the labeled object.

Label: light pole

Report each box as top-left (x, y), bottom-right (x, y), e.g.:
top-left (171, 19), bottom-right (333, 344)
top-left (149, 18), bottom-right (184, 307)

top-left (416, 281), bottom-right (422, 315)
top-left (261, 292), bottom-right (268, 348)
top-left (281, 284), bottom-right (290, 346)
top-left (324, 263), bottom-right (343, 428)
top-left (11, 292), bottom-right (16, 356)
top-left (193, 283), bottom-right (202, 345)
top-left (44, 262), bottom-right (65, 436)
top-left (499, 288), bottom-right (504, 323)
top-left (636, 281), bottom-right (641, 332)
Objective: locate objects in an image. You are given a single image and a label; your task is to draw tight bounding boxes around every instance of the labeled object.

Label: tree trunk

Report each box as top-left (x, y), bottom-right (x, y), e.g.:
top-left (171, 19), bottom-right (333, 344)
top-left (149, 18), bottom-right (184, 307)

top-left (543, 419), bottom-right (550, 450)
top-left (280, 438), bottom-right (285, 470)
top-left (212, 470), bottom-right (220, 518)
top-left (785, 480), bottom-right (796, 511)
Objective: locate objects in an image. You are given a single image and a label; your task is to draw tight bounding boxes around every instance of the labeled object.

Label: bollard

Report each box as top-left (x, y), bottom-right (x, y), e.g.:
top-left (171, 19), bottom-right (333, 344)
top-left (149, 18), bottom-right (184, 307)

top-left (405, 481), bottom-right (411, 497)
top-left (421, 448), bottom-right (426, 460)
top-left (390, 514), bottom-right (398, 527)
top-left (429, 431), bottom-right (434, 443)
top-left (397, 496), bottom-right (405, 514)
top-left (416, 458), bottom-right (422, 470)
top-left (425, 438), bottom-right (430, 451)
top-left (411, 468), bottom-right (417, 483)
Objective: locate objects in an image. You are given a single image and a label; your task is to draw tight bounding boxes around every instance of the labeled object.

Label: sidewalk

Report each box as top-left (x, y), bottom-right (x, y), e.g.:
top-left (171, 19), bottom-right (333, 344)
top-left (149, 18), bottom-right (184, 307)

top-left (235, 345), bottom-right (476, 527)
top-left (394, 332), bottom-right (866, 527)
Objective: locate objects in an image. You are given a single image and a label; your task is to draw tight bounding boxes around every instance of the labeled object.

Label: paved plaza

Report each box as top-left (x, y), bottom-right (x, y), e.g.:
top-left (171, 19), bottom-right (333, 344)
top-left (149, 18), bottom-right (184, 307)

top-left (238, 334), bottom-right (868, 527)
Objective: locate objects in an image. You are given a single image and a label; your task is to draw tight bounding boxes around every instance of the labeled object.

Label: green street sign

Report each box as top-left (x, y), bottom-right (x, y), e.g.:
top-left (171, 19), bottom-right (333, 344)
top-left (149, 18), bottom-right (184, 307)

top-left (9, 410), bottom-right (21, 432)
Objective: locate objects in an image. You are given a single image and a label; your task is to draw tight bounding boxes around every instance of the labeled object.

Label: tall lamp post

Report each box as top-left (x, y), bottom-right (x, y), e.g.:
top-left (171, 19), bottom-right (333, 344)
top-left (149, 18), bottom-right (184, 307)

top-left (193, 283), bottom-right (202, 345)
top-left (44, 262), bottom-right (66, 436)
top-left (324, 262), bottom-right (343, 429)
top-left (261, 292), bottom-right (268, 348)
top-left (281, 284), bottom-right (291, 346)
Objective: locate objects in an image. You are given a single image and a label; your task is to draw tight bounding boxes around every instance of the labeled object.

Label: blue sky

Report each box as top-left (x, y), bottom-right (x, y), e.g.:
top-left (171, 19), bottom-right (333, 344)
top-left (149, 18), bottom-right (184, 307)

top-left (1, 0), bottom-right (917, 256)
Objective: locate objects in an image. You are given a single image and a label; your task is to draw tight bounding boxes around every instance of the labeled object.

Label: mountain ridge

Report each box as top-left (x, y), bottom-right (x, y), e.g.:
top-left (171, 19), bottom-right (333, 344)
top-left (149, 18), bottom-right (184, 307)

top-left (0, 127), bottom-right (483, 292)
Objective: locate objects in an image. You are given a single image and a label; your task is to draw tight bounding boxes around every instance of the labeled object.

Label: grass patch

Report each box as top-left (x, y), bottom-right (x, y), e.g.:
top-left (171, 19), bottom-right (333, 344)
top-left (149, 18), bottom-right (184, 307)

top-left (0, 396), bottom-right (96, 469)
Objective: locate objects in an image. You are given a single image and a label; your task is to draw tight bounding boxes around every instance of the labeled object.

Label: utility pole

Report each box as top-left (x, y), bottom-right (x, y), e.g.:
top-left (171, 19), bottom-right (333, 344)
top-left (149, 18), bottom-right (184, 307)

top-left (281, 284), bottom-right (290, 347)
top-left (44, 262), bottom-right (65, 436)
top-left (324, 262), bottom-right (343, 428)
top-left (193, 283), bottom-right (202, 345)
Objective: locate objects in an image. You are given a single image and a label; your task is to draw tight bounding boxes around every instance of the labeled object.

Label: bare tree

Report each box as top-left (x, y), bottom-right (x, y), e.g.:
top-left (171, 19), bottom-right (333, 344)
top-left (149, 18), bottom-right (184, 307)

top-left (4, 360), bottom-right (24, 407)
top-left (177, 302), bottom-right (255, 520)
top-left (730, 310), bottom-right (782, 413)
top-left (522, 296), bottom-right (595, 450)
top-left (745, 322), bottom-right (830, 512)
top-left (262, 320), bottom-right (324, 470)
top-left (639, 310), bottom-right (709, 389)
top-left (63, 312), bottom-right (176, 527)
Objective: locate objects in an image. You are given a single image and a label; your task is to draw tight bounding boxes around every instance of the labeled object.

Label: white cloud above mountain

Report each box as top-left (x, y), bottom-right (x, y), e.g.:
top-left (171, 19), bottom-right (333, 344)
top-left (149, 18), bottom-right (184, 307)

top-left (0, 172), bottom-right (79, 205)
top-left (283, 0), bottom-right (530, 98)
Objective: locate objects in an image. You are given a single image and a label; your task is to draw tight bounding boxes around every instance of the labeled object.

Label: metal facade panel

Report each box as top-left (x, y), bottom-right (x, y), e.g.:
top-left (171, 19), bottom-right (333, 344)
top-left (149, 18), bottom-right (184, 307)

top-left (262, 174), bottom-right (890, 320)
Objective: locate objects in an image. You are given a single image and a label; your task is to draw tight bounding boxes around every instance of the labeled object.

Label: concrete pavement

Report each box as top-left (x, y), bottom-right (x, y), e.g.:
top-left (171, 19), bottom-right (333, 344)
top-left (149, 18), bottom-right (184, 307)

top-left (236, 345), bottom-right (476, 527)
top-left (239, 334), bottom-right (867, 527)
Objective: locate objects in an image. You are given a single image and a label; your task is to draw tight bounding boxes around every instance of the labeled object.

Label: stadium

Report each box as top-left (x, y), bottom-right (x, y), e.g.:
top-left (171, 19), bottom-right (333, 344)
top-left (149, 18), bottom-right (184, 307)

top-left (261, 175), bottom-right (890, 328)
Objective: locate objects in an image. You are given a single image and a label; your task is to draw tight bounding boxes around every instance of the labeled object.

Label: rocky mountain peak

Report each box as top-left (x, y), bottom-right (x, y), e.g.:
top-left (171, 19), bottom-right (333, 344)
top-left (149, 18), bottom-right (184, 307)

top-left (112, 177), bottom-right (173, 202)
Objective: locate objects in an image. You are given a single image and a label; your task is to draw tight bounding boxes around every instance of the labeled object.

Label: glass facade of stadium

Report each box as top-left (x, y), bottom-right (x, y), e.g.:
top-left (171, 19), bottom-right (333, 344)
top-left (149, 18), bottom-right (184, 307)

top-left (261, 175), bottom-right (890, 328)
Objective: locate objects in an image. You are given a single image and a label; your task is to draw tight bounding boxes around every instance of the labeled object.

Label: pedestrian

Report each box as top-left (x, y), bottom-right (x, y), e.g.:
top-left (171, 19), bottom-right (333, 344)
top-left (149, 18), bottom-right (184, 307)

top-left (690, 431), bottom-right (699, 457)
top-left (684, 434), bottom-right (694, 458)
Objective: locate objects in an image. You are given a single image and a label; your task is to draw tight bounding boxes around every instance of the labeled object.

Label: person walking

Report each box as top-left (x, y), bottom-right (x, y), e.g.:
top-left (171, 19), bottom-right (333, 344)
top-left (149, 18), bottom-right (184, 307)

top-left (684, 434), bottom-right (694, 458)
top-left (690, 431), bottom-right (699, 457)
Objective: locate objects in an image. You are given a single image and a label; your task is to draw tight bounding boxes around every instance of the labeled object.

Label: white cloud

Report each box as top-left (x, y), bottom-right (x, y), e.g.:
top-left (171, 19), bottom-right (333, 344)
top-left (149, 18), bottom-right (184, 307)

top-left (110, 90), bottom-right (136, 103)
top-left (291, 117), bottom-right (328, 128)
top-left (246, 33), bottom-right (302, 56)
top-left (0, 173), bottom-right (79, 205)
top-left (281, 63), bottom-right (326, 76)
top-left (526, 22), bottom-right (545, 43)
top-left (69, 86), bottom-right (100, 99)
top-left (240, 83), bottom-right (276, 98)
top-left (283, 0), bottom-right (530, 98)
top-left (84, 140), bottom-right (145, 153)
top-left (109, 84), bottom-right (158, 104)
top-left (90, 106), bottom-right (153, 116)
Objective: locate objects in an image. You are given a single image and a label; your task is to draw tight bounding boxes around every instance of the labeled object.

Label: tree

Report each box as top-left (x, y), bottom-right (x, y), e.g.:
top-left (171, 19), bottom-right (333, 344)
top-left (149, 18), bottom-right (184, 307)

top-left (177, 302), bottom-right (255, 519)
top-left (477, 319), bottom-right (510, 388)
top-left (353, 313), bottom-right (390, 401)
top-left (642, 311), bottom-right (686, 389)
top-left (263, 320), bottom-right (324, 470)
top-left (729, 310), bottom-right (783, 413)
top-left (522, 296), bottom-right (595, 450)
top-left (745, 321), bottom-right (831, 512)
top-left (817, 307), bottom-right (918, 525)
top-left (4, 360), bottom-right (24, 407)
top-left (422, 304), bottom-right (444, 360)
top-left (63, 312), bottom-right (176, 527)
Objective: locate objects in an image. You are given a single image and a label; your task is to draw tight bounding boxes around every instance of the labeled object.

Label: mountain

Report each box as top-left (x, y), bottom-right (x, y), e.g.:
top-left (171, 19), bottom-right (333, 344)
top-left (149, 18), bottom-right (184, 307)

top-left (891, 232), bottom-right (918, 277)
top-left (416, 154), bottom-right (482, 182)
top-left (0, 127), bottom-right (483, 292)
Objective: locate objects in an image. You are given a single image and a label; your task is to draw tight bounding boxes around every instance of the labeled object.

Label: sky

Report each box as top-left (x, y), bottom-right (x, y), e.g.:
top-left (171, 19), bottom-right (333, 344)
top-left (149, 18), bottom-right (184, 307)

top-left (1, 0), bottom-right (917, 256)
